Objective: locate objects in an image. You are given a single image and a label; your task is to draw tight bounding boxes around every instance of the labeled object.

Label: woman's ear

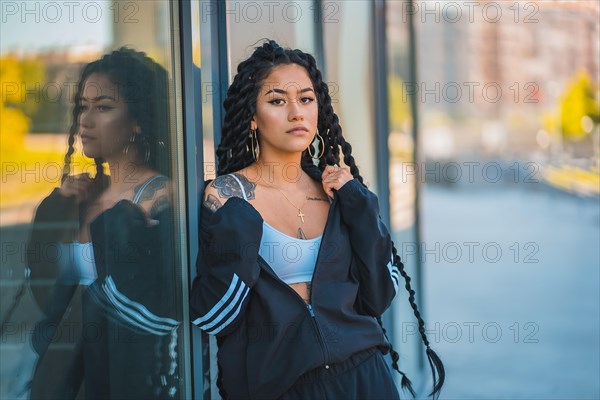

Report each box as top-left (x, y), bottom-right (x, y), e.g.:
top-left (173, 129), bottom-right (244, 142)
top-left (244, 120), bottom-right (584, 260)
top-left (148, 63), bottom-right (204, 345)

top-left (250, 119), bottom-right (257, 131)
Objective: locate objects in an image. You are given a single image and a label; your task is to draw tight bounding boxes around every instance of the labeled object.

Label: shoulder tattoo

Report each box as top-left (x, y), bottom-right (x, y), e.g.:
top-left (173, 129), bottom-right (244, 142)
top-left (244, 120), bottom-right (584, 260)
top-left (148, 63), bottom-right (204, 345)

top-left (203, 174), bottom-right (256, 211)
top-left (211, 174), bottom-right (256, 200)
top-left (133, 178), bottom-right (167, 203)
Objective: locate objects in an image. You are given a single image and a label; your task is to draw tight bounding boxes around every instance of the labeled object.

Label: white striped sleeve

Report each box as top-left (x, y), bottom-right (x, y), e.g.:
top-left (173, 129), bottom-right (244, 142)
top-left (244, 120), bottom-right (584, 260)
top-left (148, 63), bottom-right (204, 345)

top-left (192, 273), bottom-right (249, 334)
top-left (386, 252), bottom-right (400, 293)
top-left (101, 276), bottom-right (179, 335)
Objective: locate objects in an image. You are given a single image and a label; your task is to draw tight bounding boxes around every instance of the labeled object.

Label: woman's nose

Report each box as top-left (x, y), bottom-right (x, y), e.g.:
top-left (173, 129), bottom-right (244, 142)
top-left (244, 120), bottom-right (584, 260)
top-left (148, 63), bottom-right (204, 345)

top-left (288, 100), bottom-right (304, 121)
top-left (79, 109), bottom-right (92, 128)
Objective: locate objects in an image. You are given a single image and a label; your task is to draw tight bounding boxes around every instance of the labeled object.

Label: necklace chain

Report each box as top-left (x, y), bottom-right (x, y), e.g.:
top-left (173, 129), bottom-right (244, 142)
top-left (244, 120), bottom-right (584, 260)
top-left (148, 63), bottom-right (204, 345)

top-left (258, 175), bottom-right (309, 224)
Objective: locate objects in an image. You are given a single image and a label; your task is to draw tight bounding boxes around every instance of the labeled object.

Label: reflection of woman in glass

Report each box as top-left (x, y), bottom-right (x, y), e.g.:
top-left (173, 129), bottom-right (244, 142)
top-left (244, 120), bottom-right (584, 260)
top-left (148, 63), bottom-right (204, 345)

top-left (27, 48), bottom-right (180, 399)
top-left (190, 40), bottom-right (444, 399)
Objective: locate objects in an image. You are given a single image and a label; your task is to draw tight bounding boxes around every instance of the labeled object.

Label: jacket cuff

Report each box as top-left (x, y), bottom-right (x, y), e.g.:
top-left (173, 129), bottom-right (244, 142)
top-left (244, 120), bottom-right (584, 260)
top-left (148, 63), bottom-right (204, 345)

top-left (33, 188), bottom-right (79, 224)
top-left (336, 179), bottom-right (379, 218)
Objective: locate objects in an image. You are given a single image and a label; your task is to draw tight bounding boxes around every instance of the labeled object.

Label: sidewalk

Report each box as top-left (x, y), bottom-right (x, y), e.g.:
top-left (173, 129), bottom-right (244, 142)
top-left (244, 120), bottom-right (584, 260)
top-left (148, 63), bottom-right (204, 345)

top-left (421, 184), bottom-right (600, 399)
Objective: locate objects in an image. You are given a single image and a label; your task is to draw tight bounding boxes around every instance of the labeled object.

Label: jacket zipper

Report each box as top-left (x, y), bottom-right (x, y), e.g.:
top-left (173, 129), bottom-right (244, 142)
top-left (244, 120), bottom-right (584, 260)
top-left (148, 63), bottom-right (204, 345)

top-left (303, 196), bottom-right (336, 365)
top-left (306, 303), bottom-right (330, 365)
top-left (257, 256), bottom-right (330, 364)
top-left (255, 193), bottom-right (337, 366)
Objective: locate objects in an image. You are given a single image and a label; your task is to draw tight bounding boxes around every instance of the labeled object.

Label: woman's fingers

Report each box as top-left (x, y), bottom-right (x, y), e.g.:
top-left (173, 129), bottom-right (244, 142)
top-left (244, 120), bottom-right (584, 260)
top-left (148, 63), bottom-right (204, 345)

top-left (321, 165), bottom-right (353, 198)
top-left (60, 174), bottom-right (93, 202)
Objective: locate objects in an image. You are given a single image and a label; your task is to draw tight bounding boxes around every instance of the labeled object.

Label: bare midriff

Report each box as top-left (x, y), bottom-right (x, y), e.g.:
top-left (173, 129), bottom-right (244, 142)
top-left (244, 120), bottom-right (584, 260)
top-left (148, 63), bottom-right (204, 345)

top-left (289, 282), bottom-right (311, 303)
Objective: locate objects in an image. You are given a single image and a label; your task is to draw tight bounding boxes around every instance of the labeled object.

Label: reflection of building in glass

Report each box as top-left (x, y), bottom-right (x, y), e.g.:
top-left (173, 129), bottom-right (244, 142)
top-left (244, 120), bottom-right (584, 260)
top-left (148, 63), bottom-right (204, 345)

top-left (112, 1), bottom-right (171, 64)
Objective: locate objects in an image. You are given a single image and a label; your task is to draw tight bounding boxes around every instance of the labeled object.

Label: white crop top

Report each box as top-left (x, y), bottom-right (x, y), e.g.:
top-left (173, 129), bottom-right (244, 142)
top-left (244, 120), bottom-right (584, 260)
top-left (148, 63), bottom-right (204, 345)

top-left (56, 242), bottom-right (97, 285)
top-left (226, 174), bottom-right (322, 284)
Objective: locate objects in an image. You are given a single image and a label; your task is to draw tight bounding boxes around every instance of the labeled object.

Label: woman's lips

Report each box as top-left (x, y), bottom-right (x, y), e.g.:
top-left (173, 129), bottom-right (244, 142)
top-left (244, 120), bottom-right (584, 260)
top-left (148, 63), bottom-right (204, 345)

top-left (80, 135), bottom-right (94, 143)
top-left (286, 126), bottom-right (309, 135)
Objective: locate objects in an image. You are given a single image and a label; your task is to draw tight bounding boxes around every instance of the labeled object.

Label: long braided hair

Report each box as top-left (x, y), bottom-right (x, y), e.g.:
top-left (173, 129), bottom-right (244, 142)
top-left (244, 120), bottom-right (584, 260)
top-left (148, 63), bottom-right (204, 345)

top-left (216, 39), bottom-right (444, 398)
top-left (62, 47), bottom-right (171, 190)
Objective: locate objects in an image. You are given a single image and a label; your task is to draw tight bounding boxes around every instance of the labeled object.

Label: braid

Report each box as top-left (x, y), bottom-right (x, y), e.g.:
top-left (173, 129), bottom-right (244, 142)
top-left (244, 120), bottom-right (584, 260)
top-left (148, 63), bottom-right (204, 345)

top-left (377, 316), bottom-right (416, 397)
top-left (297, 52), bottom-right (364, 185)
top-left (217, 39), bottom-right (444, 399)
top-left (61, 78), bottom-right (83, 182)
top-left (217, 59), bottom-right (260, 174)
top-left (91, 157), bottom-right (107, 197)
top-left (61, 130), bottom-right (77, 183)
top-left (389, 245), bottom-right (445, 398)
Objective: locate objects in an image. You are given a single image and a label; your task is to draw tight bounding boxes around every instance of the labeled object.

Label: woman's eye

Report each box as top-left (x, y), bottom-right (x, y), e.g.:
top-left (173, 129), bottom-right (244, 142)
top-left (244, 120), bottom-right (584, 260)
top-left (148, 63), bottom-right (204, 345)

top-left (268, 98), bottom-right (285, 105)
top-left (301, 97), bottom-right (315, 104)
top-left (97, 105), bottom-right (112, 112)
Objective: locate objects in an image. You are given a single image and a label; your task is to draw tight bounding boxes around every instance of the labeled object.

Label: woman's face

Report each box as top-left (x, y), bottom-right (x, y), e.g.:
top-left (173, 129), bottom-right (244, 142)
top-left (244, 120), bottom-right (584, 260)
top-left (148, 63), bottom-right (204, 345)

top-left (78, 72), bottom-right (138, 161)
top-left (251, 63), bottom-right (318, 157)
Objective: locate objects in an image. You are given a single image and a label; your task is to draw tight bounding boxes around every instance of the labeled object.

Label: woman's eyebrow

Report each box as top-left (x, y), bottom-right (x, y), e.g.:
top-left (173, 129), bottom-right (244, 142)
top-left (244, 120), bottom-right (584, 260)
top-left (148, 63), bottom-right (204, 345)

top-left (264, 87), bottom-right (314, 96)
top-left (80, 95), bottom-right (117, 102)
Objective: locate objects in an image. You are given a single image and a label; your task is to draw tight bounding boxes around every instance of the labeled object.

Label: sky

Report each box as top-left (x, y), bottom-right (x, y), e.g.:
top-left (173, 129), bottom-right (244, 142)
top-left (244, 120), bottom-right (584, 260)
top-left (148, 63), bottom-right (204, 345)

top-left (1, 1), bottom-right (111, 54)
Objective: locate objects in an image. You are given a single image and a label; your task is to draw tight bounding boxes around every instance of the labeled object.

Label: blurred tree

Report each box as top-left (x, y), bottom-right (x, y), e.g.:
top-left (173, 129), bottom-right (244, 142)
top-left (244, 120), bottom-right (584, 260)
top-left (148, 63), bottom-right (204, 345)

top-left (388, 74), bottom-right (412, 131)
top-left (559, 70), bottom-right (600, 141)
top-left (1, 55), bottom-right (92, 210)
top-left (0, 56), bottom-right (31, 157)
top-left (19, 56), bottom-right (46, 120)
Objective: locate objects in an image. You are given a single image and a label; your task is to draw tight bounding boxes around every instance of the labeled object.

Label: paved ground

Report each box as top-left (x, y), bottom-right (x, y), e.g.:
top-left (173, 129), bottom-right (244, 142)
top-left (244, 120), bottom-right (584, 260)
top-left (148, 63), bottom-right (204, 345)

top-left (420, 183), bottom-right (600, 399)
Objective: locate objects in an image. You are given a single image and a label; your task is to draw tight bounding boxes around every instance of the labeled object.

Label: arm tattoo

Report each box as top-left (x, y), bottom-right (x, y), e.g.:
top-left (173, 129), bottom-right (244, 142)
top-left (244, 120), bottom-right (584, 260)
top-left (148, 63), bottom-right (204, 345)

top-left (150, 195), bottom-right (171, 217)
top-left (203, 193), bottom-right (222, 212)
top-left (211, 174), bottom-right (256, 200)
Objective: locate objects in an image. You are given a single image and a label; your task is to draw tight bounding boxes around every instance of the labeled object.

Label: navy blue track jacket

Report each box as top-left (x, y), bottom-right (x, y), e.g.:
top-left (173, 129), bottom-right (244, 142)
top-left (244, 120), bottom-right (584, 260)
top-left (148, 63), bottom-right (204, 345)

top-left (190, 167), bottom-right (401, 399)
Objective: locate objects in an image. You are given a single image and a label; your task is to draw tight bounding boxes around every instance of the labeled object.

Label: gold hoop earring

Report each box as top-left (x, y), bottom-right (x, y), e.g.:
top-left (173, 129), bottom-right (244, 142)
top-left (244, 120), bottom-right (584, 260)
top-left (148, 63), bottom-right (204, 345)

top-left (123, 133), bottom-right (151, 163)
top-left (123, 134), bottom-right (136, 158)
top-left (250, 129), bottom-right (260, 161)
top-left (308, 128), bottom-right (325, 159)
top-left (139, 134), bottom-right (151, 163)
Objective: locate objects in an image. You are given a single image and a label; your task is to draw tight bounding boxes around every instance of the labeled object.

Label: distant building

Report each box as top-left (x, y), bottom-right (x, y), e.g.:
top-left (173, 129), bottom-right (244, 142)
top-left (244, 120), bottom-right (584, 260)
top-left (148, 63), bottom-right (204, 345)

top-left (415, 0), bottom-right (599, 159)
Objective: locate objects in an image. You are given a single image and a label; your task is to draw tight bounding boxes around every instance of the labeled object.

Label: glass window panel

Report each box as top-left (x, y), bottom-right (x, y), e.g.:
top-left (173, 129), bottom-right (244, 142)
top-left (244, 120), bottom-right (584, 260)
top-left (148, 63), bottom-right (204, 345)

top-left (0, 1), bottom-right (189, 398)
top-left (322, 0), bottom-right (377, 191)
top-left (385, 0), bottom-right (421, 380)
top-left (197, 0), bottom-right (217, 182)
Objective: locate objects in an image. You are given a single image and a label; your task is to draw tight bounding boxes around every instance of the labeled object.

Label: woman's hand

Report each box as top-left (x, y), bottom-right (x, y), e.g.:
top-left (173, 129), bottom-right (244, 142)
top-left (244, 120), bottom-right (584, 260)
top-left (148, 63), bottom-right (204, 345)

top-left (321, 165), bottom-right (353, 198)
top-left (59, 173), bottom-right (93, 203)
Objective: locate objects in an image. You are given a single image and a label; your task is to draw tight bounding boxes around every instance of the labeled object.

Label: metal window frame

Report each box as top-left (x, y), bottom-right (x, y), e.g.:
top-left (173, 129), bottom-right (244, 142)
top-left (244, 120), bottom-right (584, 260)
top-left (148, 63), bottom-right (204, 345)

top-left (179, 1), bottom-right (229, 398)
top-left (406, 0), bottom-right (425, 371)
top-left (372, 0), bottom-right (425, 375)
top-left (372, 0), bottom-right (391, 224)
top-left (177, 1), bottom-right (202, 399)
top-left (313, 0), bottom-right (326, 75)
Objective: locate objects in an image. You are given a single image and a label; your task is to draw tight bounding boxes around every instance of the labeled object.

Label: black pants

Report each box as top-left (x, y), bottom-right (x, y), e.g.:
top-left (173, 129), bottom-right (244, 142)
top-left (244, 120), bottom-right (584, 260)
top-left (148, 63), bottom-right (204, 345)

top-left (278, 348), bottom-right (401, 400)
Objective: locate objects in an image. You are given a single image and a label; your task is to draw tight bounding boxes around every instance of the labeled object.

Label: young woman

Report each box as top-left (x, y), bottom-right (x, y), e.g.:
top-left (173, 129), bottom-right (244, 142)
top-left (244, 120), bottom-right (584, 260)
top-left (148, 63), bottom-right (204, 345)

top-left (26, 48), bottom-right (180, 399)
top-left (190, 40), bottom-right (444, 399)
